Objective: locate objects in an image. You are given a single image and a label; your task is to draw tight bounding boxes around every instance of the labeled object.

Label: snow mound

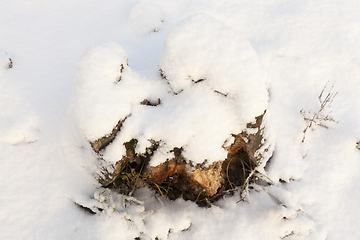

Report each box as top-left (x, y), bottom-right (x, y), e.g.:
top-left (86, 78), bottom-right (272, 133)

top-left (72, 14), bottom-right (270, 168)
top-left (71, 42), bottom-right (155, 142)
top-left (139, 14), bottom-right (269, 165)
top-left (159, 13), bottom-right (269, 122)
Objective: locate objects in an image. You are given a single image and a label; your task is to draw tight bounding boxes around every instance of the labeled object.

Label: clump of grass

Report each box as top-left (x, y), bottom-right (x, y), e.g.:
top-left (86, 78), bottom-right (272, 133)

top-left (300, 81), bottom-right (339, 143)
top-left (111, 139), bottom-right (175, 199)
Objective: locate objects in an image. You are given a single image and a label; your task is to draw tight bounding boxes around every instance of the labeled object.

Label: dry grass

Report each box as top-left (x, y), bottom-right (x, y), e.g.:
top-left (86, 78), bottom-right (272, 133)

top-left (300, 81), bottom-right (339, 143)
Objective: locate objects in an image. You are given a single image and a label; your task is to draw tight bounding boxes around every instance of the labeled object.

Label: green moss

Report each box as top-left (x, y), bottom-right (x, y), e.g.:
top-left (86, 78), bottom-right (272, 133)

top-left (111, 139), bottom-right (159, 195)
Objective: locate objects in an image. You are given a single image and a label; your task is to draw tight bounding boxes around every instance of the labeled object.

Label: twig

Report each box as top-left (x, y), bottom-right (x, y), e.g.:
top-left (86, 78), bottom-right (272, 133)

top-left (301, 81), bottom-right (339, 143)
top-left (236, 169), bottom-right (257, 203)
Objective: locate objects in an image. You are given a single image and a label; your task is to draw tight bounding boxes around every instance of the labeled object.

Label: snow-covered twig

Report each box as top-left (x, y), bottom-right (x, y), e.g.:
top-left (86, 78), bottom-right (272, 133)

top-left (236, 169), bottom-right (257, 203)
top-left (300, 81), bottom-right (339, 143)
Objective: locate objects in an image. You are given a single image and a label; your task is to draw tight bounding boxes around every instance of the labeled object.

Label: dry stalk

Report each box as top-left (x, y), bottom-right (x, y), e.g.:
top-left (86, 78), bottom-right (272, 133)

top-left (236, 169), bottom-right (256, 203)
top-left (300, 81), bottom-right (339, 143)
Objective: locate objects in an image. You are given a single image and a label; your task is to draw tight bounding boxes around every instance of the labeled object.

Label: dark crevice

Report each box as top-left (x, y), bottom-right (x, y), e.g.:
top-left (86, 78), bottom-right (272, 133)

top-left (140, 98), bottom-right (161, 106)
top-left (159, 69), bottom-right (181, 95)
top-left (8, 58), bottom-right (13, 69)
top-left (91, 115), bottom-right (130, 153)
top-left (74, 202), bottom-right (100, 215)
top-left (192, 78), bottom-right (205, 84)
top-left (116, 64), bottom-right (125, 82)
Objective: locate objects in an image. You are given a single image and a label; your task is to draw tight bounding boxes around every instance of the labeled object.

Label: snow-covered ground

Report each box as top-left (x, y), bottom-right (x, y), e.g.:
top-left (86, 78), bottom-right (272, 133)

top-left (1, 1), bottom-right (360, 239)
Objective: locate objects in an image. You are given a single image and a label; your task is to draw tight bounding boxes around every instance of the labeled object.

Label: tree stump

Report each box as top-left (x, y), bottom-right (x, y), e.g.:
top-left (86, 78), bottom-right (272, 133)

top-left (71, 14), bottom-right (274, 206)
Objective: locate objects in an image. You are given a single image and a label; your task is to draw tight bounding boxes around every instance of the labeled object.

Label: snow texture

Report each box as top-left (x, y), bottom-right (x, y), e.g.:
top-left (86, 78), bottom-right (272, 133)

top-left (0, 54), bottom-right (40, 144)
top-left (128, 0), bottom-right (164, 35)
top-left (1, 1), bottom-right (360, 240)
top-left (72, 42), bottom-right (156, 142)
top-left (73, 14), bottom-right (269, 166)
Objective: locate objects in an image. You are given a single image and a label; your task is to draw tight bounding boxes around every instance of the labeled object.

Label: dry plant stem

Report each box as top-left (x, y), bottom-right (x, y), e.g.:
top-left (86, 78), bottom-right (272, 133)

top-left (129, 159), bottom-right (145, 197)
top-left (236, 169), bottom-right (256, 203)
top-left (195, 190), bottom-right (206, 203)
top-left (226, 158), bottom-right (236, 189)
top-left (301, 81), bottom-right (339, 143)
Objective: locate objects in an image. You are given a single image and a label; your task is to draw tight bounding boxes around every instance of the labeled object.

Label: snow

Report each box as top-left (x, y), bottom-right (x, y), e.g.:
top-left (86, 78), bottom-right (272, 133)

top-left (1, 0), bottom-right (360, 239)
top-left (72, 42), bottom-right (156, 142)
top-left (74, 13), bottom-right (269, 166)
top-left (0, 54), bottom-right (40, 144)
top-left (128, 0), bottom-right (164, 35)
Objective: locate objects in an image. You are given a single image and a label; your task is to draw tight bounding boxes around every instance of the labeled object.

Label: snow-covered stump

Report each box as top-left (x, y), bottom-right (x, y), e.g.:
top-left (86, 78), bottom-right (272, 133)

top-left (142, 113), bottom-right (267, 203)
top-left (71, 14), bottom-right (274, 206)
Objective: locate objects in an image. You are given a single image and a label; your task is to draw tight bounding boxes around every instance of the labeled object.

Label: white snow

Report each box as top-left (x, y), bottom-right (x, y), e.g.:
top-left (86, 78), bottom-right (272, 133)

top-left (128, 0), bottom-right (164, 35)
top-left (72, 42), bottom-right (156, 141)
top-left (1, 1), bottom-right (360, 239)
top-left (0, 54), bottom-right (40, 144)
top-left (74, 13), bottom-right (269, 166)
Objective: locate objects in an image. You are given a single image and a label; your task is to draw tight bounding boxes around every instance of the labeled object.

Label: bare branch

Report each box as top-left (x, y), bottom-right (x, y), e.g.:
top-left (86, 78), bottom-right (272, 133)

top-left (301, 81), bottom-right (338, 143)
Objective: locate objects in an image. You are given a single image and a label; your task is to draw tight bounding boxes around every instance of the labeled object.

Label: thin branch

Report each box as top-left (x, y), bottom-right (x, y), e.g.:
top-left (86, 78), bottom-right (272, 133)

top-left (301, 81), bottom-right (338, 143)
